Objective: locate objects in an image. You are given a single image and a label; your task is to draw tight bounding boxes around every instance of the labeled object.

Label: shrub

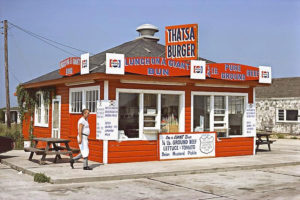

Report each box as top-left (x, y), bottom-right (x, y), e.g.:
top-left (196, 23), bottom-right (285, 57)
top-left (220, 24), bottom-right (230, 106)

top-left (277, 134), bottom-right (285, 139)
top-left (34, 173), bottom-right (50, 183)
top-left (291, 136), bottom-right (298, 139)
top-left (0, 124), bottom-right (24, 149)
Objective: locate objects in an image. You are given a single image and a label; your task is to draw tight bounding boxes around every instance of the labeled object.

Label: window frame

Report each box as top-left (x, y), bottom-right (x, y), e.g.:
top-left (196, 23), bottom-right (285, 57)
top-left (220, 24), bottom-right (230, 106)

top-left (191, 91), bottom-right (248, 138)
top-left (69, 85), bottom-right (100, 114)
top-left (276, 108), bottom-right (300, 123)
top-left (34, 91), bottom-right (50, 127)
top-left (116, 88), bottom-right (185, 141)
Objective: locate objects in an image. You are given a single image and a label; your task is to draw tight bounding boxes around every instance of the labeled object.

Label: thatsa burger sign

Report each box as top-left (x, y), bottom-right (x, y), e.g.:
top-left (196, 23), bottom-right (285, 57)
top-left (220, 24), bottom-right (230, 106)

top-left (165, 24), bottom-right (198, 61)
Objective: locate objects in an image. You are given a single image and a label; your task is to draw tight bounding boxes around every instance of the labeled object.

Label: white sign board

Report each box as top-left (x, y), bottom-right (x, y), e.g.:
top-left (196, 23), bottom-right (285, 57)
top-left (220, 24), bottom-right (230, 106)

top-left (159, 133), bottom-right (215, 160)
top-left (106, 53), bottom-right (125, 75)
top-left (190, 60), bottom-right (206, 80)
top-left (245, 103), bottom-right (256, 136)
top-left (81, 53), bottom-right (90, 75)
top-left (259, 66), bottom-right (272, 84)
top-left (96, 100), bottom-right (119, 140)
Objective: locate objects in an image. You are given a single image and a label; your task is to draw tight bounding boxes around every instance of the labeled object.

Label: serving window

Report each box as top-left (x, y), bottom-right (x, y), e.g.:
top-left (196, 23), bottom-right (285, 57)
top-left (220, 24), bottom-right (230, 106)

top-left (117, 89), bottom-right (185, 140)
top-left (192, 92), bottom-right (247, 137)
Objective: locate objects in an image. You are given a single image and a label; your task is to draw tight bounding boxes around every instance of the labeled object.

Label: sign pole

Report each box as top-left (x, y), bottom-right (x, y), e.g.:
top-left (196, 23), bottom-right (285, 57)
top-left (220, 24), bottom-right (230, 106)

top-left (103, 80), bottom-right (109, 164)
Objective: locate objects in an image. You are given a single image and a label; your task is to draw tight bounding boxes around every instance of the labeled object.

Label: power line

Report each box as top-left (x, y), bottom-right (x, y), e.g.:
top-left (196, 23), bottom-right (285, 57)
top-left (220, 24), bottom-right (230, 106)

top-left (9, 24), bottom-right (78, 56)
top-left (8, 21), bottom-right (94, 56)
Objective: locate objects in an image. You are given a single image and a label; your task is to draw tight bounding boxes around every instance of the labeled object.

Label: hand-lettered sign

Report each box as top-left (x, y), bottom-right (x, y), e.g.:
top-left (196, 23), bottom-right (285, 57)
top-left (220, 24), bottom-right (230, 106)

top-left (165, 24), bottom-right (198, 61)
top-left (206, 63), bottom-right (259, 81)
top-left (59, 57), bottom-right (81, 76)
top-left (125, 57), bottom-right (190, 77)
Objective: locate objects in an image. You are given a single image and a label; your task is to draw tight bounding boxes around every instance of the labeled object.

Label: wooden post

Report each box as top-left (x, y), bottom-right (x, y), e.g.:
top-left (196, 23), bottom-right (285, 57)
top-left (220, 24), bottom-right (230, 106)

top-left (4, 20), bottom-right (11, 128)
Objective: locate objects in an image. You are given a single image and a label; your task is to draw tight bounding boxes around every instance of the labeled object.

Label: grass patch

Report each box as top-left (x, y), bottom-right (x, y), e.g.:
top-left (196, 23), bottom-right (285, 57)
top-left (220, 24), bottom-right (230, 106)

top-left (34, 173), bottom-right (50, 183)
top-left (277, 134), bottom-right (285, 139)
top-left (0, 123), bottom-right (24, 149)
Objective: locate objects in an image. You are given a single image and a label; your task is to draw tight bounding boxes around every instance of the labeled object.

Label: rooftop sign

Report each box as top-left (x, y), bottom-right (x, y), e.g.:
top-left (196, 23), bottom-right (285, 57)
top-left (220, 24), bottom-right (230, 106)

top-left (81, 53), bottom-right (90, 75)
top-left (165, 24), bottom-right (198, 61)
top-left (205, 63), bottom-right (260, 81)
top-left (59, 57), bottom-right (81, 76)
top-left (125, 57), bottom-right (190, 77)
top-left (125, 57), bottom-right (262, 81)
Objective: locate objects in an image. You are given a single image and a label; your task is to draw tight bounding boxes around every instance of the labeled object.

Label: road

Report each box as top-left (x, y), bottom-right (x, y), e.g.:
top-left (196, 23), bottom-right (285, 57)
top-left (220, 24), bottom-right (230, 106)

top-left (1, 163), bottom-right (300, 200)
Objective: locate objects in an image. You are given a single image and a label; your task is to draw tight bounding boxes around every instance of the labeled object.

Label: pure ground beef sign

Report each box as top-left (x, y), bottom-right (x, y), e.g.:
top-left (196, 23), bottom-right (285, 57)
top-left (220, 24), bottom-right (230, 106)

top-left (159, 132), bottom-right (216, 160)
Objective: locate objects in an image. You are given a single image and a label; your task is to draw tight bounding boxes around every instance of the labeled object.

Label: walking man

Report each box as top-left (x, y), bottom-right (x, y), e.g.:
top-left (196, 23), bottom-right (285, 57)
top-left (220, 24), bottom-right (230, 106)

top-left (70, 108), bottom-right (93, 170)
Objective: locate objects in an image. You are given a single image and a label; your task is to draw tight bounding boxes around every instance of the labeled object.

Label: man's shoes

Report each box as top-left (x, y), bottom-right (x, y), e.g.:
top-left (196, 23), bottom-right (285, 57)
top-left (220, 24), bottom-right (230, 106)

top-left (70, 159), bottom-right (74, 169)
top-left (83, 166), bottom-right (93, 170)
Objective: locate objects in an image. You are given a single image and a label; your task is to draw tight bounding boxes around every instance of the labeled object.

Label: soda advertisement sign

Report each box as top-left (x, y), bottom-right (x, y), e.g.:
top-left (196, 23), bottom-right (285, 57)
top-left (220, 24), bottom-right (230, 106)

top-left (159, 132), bottom-right (216, 160)
top-left (190, 60), bottom-right (206, 80)
top-left (106, 53), bottom-right (125, 75)
top-left (80, 53), bottom-right (90, 75)
top-left (165, 24), bottom-right (198, 61)
top-left (259, 66), bottom-right (272, 84)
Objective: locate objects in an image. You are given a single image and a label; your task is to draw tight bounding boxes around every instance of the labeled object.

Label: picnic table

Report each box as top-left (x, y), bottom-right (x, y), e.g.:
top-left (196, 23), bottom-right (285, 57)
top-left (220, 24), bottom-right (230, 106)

top-left (24, 138), bottom-right (79, 164)
top-left (256, 132), bottom-right (276, 152)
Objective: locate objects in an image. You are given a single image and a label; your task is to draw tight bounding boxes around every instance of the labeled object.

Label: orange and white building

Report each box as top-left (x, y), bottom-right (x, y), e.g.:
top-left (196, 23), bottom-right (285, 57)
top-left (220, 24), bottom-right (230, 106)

top-left (21, 24), bottom-right (271, 164)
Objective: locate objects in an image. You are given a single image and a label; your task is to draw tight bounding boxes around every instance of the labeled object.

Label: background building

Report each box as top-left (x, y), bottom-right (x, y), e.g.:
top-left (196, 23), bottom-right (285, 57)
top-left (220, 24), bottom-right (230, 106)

top-left (256, 77), bottom-right (300, 134)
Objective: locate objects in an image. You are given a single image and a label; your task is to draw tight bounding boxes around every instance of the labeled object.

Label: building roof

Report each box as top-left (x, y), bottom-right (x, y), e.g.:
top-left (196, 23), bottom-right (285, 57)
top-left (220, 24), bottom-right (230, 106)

top-left (23, 38), bottom-right (214, 85)
top-left (256, 77), bottom-right (300, 98)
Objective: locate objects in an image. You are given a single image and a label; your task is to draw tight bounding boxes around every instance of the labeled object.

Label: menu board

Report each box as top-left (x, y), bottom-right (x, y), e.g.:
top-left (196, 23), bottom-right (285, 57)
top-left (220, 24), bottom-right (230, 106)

top-left (159, 133), bottom-right (215, 160)
top-left (245, 103), bottom-right (256, 136)
top-left (96, 100), bottom-right (118, 140)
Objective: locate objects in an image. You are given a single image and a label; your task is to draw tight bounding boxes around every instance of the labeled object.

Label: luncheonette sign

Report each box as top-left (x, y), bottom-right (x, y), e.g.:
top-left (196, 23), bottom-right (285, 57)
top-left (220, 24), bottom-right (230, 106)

top-left (96, 100), bottom-right (119, 140)
top-left (106, 53), bottom-right (125, 75)
top-left (159, 132), bottom-right (216, 160)
top-left (190, 60), bottom-right (206, 80)
top-left (259, 66), bottom-right (272, 84)
top-left (245, 103), bottom-right (256, 136)
top-left (165, 24), bottom-right (198, 61)
top-left (59, 57), bottom-right (81, 76)
top-left (124, 57), bottom-right (265, 82)
top-left (125, 57), bottom-right (190, 76)
top-left (80, 53), bottom-right (90, 75)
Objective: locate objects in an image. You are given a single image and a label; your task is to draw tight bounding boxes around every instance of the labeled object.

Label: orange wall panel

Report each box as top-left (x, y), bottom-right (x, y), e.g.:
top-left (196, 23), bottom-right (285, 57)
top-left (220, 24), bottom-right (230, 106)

top-left (216, 137), bottom-right (254, 157)
top-left (108, 140), bottom-right (158, 163)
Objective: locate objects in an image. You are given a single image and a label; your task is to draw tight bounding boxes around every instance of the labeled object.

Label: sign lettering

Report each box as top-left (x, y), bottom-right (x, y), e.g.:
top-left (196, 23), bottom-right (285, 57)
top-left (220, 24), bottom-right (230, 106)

top-left (159, 133), bottom-right (216, 160)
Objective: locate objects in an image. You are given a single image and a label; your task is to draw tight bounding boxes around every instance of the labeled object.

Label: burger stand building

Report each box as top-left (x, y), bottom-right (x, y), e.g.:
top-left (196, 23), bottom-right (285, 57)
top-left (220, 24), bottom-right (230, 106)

top-left (21, 24), bottom-right (272, 164)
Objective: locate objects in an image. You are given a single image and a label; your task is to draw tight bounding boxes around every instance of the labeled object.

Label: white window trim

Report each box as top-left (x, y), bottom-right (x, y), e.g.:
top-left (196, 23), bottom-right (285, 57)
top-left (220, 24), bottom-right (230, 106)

top-left (116, 88), bottom-right (185, 141)
top-left (276, 108), bottom-right (300, 123)
top-left (191, 91), bottom-right (248, 138)
top-left (34, 91), bottom-right (49, 127)
top-left (69, 85), bottom-right (100, 114)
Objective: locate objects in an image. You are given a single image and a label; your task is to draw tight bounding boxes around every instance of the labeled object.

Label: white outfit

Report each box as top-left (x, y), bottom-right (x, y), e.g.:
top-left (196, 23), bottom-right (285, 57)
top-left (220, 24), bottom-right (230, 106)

top-left (77, 117), bottom-right (90, 158)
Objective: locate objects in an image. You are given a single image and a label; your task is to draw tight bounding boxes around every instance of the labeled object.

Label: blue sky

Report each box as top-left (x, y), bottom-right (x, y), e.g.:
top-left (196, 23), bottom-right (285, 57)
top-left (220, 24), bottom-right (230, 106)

top-left (0, 0), bottom-right (299, 107)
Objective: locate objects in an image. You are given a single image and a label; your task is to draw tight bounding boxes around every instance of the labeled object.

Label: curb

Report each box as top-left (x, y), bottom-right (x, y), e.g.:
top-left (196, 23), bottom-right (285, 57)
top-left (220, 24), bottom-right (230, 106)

top-left (2, 158), bottom-right (300, 184)
top-left (1, 159), bottom-right (36, 177)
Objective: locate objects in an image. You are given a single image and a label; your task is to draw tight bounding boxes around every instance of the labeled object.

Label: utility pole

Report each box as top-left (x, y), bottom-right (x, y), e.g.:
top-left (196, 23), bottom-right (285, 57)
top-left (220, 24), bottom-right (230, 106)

top-left (4, 20), bottom-right (11, 128)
